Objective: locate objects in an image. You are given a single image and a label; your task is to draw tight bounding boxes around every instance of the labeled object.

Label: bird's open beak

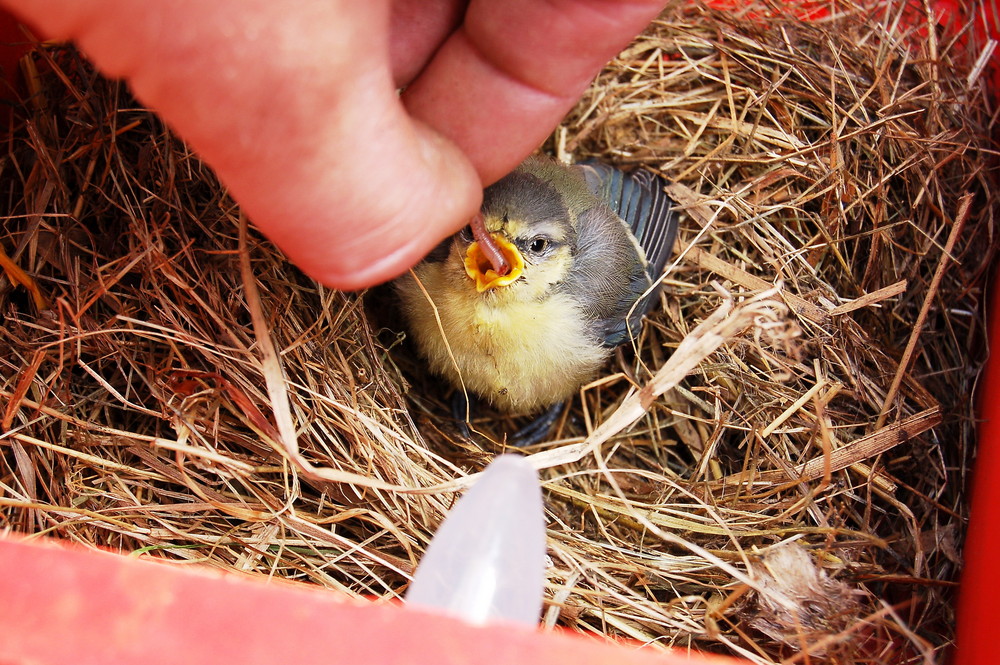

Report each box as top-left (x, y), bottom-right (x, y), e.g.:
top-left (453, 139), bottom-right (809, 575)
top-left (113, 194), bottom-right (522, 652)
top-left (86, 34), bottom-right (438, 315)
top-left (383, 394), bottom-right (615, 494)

top-left (464, 233), bottom-right (524, 292)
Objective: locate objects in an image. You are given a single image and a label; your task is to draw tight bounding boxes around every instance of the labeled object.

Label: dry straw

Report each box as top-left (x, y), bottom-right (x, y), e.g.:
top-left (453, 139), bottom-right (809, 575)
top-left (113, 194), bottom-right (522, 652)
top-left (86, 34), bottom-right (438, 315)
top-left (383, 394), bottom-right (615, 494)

top-left (1, 1), bottom-right (997, 663)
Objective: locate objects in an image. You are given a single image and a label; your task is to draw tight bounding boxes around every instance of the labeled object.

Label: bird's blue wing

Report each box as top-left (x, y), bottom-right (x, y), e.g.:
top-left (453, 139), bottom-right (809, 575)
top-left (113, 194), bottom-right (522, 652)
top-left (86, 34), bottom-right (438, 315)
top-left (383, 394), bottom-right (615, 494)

top-left (575, 161), bottom-right (679, 347)
top-left (577, 161), bottom-right (678, 284)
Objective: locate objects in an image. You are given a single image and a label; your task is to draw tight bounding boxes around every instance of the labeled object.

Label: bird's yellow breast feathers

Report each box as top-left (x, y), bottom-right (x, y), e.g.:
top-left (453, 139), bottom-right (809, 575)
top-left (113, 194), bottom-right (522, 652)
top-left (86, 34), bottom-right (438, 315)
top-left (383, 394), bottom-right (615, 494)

top-left (396, 255), bottom-right (610, 414)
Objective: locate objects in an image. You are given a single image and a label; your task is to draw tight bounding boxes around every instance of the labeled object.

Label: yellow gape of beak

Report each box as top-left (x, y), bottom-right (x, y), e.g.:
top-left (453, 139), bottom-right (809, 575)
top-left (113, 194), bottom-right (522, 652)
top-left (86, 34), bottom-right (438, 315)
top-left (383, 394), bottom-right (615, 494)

top-left (464, 234), bottom-right (524, 293)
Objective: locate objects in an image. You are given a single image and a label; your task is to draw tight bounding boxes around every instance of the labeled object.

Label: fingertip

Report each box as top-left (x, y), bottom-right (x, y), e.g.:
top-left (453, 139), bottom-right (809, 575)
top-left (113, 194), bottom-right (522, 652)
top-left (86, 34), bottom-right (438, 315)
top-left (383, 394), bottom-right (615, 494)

top-left (274, 203), bottom-right (471, 292)
top-left (295, 234), bottom-right (437, 291)
top-left (260, 124), bottom-right (483, 291)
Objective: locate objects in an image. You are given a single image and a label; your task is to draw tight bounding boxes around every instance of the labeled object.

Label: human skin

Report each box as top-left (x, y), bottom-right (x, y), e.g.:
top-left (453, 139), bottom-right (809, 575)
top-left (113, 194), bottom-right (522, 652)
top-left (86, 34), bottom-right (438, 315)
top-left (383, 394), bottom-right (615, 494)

top-left (0, 0), bottom-right (666, 289)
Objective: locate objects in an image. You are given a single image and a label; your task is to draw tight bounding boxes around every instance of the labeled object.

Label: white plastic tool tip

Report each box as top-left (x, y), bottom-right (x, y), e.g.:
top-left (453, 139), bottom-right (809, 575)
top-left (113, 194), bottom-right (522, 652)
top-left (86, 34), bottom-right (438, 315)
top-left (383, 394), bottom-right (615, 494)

top-left (406, 454), bottom-right (546, 626)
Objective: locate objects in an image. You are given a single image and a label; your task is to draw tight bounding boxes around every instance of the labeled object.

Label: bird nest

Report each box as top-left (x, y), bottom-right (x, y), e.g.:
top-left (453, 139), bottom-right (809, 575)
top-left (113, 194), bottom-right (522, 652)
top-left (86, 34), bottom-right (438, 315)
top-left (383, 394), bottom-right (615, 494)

top-left (1, 2), bottom-right (996, 663)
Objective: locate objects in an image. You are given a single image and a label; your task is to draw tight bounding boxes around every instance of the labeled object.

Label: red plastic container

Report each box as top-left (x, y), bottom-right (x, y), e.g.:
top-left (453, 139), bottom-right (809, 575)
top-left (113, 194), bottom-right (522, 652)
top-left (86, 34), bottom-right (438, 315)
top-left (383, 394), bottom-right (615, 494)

top-left (955, 278), bottom-right (1000, 665)
top-left (0, 535), bottom-right (747, 665)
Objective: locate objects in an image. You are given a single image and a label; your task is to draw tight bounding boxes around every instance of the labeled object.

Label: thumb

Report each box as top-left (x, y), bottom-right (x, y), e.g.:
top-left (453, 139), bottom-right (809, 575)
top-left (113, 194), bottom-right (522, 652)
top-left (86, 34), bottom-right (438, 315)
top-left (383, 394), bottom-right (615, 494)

top-left (3, 0), bottom-right (482, 289)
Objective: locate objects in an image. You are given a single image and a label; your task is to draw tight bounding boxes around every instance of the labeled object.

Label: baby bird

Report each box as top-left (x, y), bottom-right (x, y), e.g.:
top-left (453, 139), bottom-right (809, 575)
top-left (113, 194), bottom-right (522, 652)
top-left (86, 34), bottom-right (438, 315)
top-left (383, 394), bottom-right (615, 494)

top-left (395, 156), bottom-right (678, 441)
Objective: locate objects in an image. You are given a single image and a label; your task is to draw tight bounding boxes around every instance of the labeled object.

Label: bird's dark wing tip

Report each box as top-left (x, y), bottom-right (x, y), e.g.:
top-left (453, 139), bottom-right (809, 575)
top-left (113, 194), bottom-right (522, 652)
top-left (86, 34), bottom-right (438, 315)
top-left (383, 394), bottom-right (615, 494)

top-left (576, 160), bottom-right (679, 283)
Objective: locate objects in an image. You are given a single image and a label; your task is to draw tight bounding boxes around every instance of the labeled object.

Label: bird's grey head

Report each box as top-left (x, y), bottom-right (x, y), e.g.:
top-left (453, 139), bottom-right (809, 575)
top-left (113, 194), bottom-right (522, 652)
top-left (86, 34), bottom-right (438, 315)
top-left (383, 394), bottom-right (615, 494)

top-left (480, 171), bottom-right (577, 270)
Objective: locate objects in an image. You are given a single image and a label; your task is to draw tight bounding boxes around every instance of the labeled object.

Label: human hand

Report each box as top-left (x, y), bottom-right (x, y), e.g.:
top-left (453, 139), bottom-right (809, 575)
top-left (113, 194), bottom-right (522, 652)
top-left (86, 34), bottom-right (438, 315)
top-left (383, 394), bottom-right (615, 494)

top-left (1, 0), bottom-right (665, 289)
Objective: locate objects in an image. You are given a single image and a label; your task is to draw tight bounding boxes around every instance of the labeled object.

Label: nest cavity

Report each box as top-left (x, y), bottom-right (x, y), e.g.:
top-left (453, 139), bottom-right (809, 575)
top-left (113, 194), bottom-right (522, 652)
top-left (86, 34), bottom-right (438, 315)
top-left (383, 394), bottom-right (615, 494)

top-left (2, 2), bottom-right (997, 663)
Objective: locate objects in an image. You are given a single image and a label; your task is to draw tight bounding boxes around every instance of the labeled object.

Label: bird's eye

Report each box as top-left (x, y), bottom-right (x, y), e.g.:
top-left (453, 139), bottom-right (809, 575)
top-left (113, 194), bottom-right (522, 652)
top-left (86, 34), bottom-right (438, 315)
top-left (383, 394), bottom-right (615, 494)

top-left (529, 237), bottom-right (549, 254)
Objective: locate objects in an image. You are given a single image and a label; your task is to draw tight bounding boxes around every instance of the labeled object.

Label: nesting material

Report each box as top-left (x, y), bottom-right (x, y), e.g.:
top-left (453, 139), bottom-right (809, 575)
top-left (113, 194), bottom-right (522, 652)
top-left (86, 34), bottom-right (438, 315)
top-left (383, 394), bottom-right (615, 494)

top-left (746, 543), bottom-right (861, 656)
top-left (1, 2), bottom-right (996, 663)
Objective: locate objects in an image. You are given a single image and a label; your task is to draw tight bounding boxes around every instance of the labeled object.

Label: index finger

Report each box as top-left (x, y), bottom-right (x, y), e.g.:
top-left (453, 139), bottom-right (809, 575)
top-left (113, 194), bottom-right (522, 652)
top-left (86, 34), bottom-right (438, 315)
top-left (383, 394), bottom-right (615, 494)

top-left (402, 0), bottom-right (667, 184)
